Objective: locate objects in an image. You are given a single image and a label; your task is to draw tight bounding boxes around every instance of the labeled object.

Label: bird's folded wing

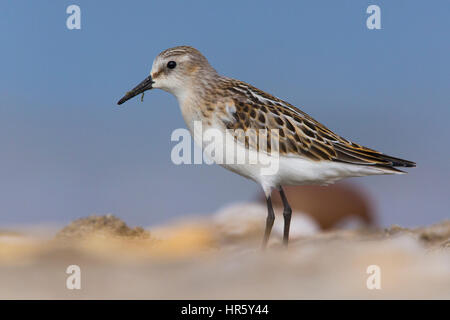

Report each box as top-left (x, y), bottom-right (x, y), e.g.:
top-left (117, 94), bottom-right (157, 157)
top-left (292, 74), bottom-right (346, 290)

top-left (220, 80), bottom-right (415, 170)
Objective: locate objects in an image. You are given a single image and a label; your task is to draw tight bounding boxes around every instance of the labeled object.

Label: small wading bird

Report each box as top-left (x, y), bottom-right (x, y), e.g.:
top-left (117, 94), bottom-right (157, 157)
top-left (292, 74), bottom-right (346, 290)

top-left (118, 46), bottom-right (415, 248)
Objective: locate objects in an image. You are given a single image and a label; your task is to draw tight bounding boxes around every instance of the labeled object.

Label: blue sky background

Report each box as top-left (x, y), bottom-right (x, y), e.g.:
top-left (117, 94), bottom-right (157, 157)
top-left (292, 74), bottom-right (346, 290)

top-left (0, 0), bottom-right (449, 227)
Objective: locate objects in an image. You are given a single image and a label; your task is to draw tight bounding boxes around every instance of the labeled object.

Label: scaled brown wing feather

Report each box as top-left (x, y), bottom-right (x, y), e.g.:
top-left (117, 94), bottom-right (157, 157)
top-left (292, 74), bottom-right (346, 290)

top-left (226, 93), bottom-right (415, 170)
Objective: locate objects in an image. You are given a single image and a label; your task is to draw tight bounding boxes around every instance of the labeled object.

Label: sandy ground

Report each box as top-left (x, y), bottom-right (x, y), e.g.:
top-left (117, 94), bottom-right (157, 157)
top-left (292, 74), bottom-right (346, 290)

top-left (0, 203), bottom-right (449, 299)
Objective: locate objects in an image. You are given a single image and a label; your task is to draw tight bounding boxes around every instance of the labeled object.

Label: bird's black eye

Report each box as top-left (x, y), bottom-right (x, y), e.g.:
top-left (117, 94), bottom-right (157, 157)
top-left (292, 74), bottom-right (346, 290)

top-left (167, 61), bottom-right (177, 69)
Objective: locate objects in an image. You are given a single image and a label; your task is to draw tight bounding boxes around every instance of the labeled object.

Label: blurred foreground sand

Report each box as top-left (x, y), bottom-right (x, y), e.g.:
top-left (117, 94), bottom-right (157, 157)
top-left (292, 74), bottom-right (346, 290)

top-left (0, 203), bottom-right (449, 299)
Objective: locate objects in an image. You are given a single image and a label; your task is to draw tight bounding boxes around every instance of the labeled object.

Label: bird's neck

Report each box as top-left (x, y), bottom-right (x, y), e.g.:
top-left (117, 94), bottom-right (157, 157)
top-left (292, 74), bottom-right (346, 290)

top-left (175, 75), bottom-right (224, 133)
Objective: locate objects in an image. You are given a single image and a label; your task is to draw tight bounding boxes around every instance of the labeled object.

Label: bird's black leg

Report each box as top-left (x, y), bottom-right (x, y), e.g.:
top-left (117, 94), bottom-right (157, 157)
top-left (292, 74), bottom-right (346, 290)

top-left (262, 195), bottom-right (275, 249)
top-left (279, 186), bottom-right (292, 246)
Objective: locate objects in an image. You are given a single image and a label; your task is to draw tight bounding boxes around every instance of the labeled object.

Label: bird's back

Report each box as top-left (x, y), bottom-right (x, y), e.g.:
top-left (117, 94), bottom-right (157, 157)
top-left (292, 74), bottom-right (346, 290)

top-left (209, 77), bottom-right (415, 174)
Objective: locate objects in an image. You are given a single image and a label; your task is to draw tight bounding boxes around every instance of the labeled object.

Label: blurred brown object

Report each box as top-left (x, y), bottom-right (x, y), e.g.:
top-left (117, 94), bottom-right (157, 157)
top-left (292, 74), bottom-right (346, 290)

top-left (262, 183), bottom-right (375, 230)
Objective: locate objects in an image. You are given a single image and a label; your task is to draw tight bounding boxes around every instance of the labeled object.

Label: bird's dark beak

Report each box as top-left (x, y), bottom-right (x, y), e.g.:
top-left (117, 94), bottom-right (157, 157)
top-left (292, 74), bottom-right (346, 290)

top-left (117, 75), bottom-right (154, 105)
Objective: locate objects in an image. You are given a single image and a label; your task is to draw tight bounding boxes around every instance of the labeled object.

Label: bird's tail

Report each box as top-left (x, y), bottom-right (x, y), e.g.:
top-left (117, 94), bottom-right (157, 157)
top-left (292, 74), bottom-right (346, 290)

top-left (333, 143), bottom-right (416, 173)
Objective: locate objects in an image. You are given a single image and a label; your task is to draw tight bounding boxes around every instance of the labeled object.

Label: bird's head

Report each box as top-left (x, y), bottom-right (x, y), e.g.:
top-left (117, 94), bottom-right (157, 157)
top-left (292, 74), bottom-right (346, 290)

top-left (117, 46), bottom-right (217, 105)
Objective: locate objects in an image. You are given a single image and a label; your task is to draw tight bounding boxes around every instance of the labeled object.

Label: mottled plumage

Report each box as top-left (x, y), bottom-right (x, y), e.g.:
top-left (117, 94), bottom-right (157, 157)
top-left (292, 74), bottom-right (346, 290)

top-left (202, 78), bottom-right (415, 172)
